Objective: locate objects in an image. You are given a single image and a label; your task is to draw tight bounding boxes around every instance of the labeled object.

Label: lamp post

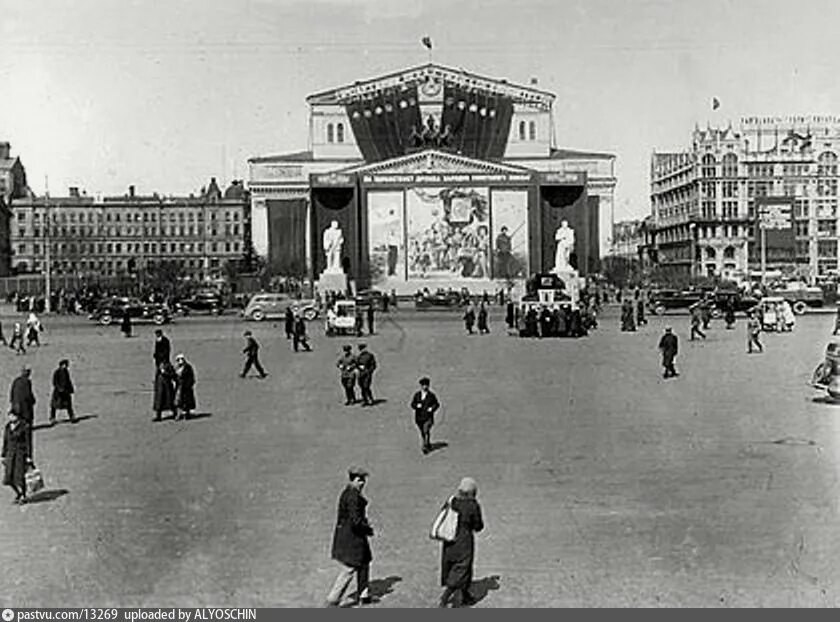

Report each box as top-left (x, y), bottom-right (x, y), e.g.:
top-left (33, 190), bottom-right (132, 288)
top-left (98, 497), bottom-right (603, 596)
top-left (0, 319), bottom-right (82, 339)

top-left (688, 222), bottom-right (697, 280)
top-left (44, 176), bottom-right (52, 313)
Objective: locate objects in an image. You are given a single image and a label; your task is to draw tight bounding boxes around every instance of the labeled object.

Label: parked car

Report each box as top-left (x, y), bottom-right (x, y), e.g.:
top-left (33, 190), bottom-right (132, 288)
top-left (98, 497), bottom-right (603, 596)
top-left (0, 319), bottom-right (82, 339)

top-left (647, 289), bottom-right (705, 315)
top-left (708, 290), bottom-right (760, 318)
top-left (175, 291), bottom-right (224, 316)
top-left (768, 282), bottom-right (824, 315)
top-left (241, 293), bottom-right (319, 322)
top-left (355, 289), bottom-right (386, 312)
top-left (89, 297), bottom-right (171, 326)
top-left (414, 289), bottom-right (465, 309)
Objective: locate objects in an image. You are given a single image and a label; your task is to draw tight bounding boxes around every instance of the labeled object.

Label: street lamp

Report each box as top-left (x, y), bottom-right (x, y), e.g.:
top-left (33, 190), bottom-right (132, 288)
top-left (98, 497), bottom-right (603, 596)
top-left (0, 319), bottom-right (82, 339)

top-left (688, 222), bottom-right (697, 279)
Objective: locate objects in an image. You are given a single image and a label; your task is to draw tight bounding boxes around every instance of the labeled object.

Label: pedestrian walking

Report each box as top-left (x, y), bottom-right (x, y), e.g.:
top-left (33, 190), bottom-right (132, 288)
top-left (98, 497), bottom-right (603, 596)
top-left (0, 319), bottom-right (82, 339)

top-left (293, 314), bottom-right (312, 352)
top-left (411, 377), bottom-right (440, 455)
top-left (505, 300), bottom-right (515, 330)
top-left (356, 344), bottom-right (377, 407)
top-left (438, 477), bottom-right (485, 608)
top-left (620, 299), bottom-right (636, 332)
top-left (25, 312), bottom-right (41, 347)
top-left (0, 319), bottom-right (7, 346)
top-left (658, 327), bottom-right (679, 379)
top-left (174, 353), bottom-right (196, 420)
top-left (337, 345), bottom-right (358, 405)
top-left (153, 329), bottom-right (171, 368)
top-left (463, 305), bottom-right (476, 335)
top-left (284, 306), bottom-right (295, 340)
top-left (477, 304), bottom-right (489, 335)
top-left (701, 301), bottom-right (712, 330)
top-left (747, 313), bottom-right (763, 354)
top-left (10, 366), bottom-right (36, 460)
top-left (325, 466), bottom-right (374, 608)
top-left (50, 359), bottom-right (76, 424)
top-left (689, 304), bottom-right (706, 341)
top-left (241, 331), bottom-right (268, 378)
top-left (9, 322), bottom-right (24, 354)
top-left (636, 297), bottom-right (647, 326)
top-left (121, 312), bottom-right (132, 338)
top-left (724, 298), bottom-right (736, 329)
top-left (153, 361), bottom-right (178, 421)
top-left (2, 411), bottom-right (33, 504)
top-left (366, 305), bottom-right (375, 335)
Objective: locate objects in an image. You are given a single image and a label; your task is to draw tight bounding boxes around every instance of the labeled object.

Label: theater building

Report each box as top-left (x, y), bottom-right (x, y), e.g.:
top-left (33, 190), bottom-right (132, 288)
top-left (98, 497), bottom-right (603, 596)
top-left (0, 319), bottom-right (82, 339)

top-left (248, 63), bottom-right (616, 293)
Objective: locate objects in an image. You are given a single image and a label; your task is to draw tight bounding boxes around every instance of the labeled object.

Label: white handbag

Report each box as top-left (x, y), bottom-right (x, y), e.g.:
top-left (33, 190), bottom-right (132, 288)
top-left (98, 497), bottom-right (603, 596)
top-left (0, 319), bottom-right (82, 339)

top-left (430, 496), bottom-right (458, 542)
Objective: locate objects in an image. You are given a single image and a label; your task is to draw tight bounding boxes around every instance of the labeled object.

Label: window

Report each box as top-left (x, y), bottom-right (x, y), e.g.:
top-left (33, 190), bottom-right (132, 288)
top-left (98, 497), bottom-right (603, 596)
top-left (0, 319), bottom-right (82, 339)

top-left (818, 152), bottom-right (838, 177)
top-left (702, 200), bottom-right (716, 219)
top-left (818, 240), bottom-right (837, 258)
top-left (796, 221), bottom-right (811, 237)
top-left (701, 154), bottom-right (716, 178)
top-left (723, 246), bottom-right (735, 259)
top-left (518, 121), bottom-right (526, 140)
top-left (336, 123), bottom-right (345, 143)
top-left (722, 181), bottom-right (737, 198)
top-left (528, 121), bottom-right (536, 141)
top-left (722, 201), bottom-right (737, 219)
top-left (326, 123), bottom-right (334, 143)
top-left (16, 212), bottom-right (25, 221)
top-left (722, 153), bottom-right (738, 177)
top-left (17, 228), bottom-right (25, 238)
top-left (818, 220), bottom-right (835, 235)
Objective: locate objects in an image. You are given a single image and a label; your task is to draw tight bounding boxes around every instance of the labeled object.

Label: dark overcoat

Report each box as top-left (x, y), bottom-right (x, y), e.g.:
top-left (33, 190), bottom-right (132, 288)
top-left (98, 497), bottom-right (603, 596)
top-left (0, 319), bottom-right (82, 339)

top-left (51, 367), bottom-right (75, 410)
top-left (441, 496), bottom-right (484, 588)
top-left (154, 336), bottom-right (171, 366)
top-left (2, 419), bottom-right (31, 489)
top-left (175, 363), bottom-right (197, 411)
top-left (10, 376), bottom-right (35, 422)
top-left (477, 308), bottom-right (488, 331)
top-left (411, 389), bottom-right (440, 427)
top-left (331, 485), bottom-right (373, 567)
top-left (153, 364), bottom-right (177, 412)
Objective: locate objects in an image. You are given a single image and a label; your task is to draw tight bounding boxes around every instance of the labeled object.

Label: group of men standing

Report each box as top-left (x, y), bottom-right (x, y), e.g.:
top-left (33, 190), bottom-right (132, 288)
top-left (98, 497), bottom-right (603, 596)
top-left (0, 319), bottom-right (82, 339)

top-left (336, 344), bottom-right (377, 407)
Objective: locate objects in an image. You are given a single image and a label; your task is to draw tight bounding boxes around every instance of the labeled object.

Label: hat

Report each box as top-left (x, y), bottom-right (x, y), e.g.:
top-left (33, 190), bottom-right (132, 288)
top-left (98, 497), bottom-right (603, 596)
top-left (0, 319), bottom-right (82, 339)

top-left (457, 477), bottom-right (478, 496)
top-left (343, 345), bottom-right (352, 352)
top-left (20, 365), bottom-right (31, 373)
top-left (419, 376), bottom-right (431, 386)
top-left (244, 330), bottom-right (252, 336)
top-left (175, 353), bottom-right (186, 361)
top-left (664, 326), bottom-right (672, 332)
top-left (155, 329), bottom-right (163, 335)
top-left (358, 343), bottom-right (367, 350)
top-left (348, 466), bottom-right (369, 479)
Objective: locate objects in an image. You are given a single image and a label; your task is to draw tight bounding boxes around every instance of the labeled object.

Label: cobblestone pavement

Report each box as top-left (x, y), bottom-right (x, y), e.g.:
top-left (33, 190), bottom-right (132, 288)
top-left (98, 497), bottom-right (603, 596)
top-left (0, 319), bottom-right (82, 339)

top-left (0, 309), bottom-right (838, 607)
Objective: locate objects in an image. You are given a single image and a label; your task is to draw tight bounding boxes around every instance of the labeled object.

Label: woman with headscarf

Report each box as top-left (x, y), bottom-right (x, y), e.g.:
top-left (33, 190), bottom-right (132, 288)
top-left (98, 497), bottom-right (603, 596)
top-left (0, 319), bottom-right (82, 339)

top-left (438, 477), bottom-right (485, 608)
top-left (2, 410), bottom-right (33, 504)
top-left (152, 360), bottom-right (178, 422)
top-left (25, 312), bottom-right (41, 347)
top-left (174, 353), bottom-right (196, 420)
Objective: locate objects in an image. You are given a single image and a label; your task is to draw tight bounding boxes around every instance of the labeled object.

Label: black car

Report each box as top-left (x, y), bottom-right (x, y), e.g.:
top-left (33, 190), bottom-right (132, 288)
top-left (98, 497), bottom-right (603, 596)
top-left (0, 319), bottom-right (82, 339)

top-left (708, 290), bottom-right (760, 318)
top-left (175, 292), bottom-right (224, 315)
top-left (89, 297), bottom-right (171, 326)
top-left (355, 289), bottom-right (387, 312)
top-left (414, 290), bottom-right (464, 309)
top-left (647, 289), bottom-right (705, 315)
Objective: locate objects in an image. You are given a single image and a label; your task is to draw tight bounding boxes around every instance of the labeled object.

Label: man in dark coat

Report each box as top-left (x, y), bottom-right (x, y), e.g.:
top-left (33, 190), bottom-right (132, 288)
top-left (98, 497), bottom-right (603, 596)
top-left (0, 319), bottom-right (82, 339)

top-left (50, 359), bottom-right (76, 424)
top-left (355, 344), bottom-right (377, 407)
top-left (121, 311), bottom-right (133, 338)
top-left (2, 412), bottom-right (32, 504)
top-left (337, 345), bottom-right (358, 405)
top-left (153, 361), bottom-right (178, 421)
top-left (690, 304), bottom-right (706, 341)
top-left (505, 301), bottom-right (515, 330)
top-left (658, 326), bottom-right (679, 378)
top-left (325, 467), bottom-right (374, 607)
top-left (477, 304), bottom-right (489, 335)
top-left (293, 314), bottom-right (312, 352)
top-left (153, 329), bottom-right (171, 368)
top-left (240, 331), bottom-right (268, 378)
top-left (10, 366), bottom-right (36, 459)
top-left (284, 306), bottom-right (295, 340)
top-left (366, 305), bottom-right (375, 335)
top-left (463, 305), bottom-right (475, 335)
top-left (411, 377), bottom-right (440, 455)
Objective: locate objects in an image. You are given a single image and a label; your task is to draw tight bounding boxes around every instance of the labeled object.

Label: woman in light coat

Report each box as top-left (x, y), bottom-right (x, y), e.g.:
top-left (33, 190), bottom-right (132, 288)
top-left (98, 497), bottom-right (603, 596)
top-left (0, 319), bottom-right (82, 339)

top-left (439, 477), bottom-right (485, 608)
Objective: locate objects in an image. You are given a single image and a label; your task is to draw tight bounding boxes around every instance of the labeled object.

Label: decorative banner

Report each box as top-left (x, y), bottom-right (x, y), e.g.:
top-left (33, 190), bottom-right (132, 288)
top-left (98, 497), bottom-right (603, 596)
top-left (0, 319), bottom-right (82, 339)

top-left (755, 197), bottom-right (795, 264)
top-left (367, 191), bottom-right (406, 287)
top-left (491, 189), bottom-right (529, 279)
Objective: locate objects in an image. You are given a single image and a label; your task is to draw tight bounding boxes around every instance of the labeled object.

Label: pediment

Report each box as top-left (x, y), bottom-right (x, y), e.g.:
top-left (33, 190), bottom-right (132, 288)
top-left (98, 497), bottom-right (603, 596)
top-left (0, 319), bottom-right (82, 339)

top-left (337, 150), bottom-right (534, 177)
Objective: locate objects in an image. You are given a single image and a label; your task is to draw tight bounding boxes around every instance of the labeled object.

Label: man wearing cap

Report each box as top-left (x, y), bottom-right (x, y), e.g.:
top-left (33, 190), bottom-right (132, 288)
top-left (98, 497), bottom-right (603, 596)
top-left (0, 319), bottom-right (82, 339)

top-left (658, 327), bottom-right (679, 379)
top-left (153, 329), bottom-right (171, 368)
top-left (240, 331), bottom-right (268, 378)
top-left (356, 344), bottom-right (377, 407)
top-left (326, 466), bottom-right (374, 607)
top-left (50, 359), bottom-right (77, 424)
top-left (411, 377), bottom-right (440, 454)
top-left (10, 366), bottom-right (36, 459)
top-left (337, 345), bottom-right (358, 406)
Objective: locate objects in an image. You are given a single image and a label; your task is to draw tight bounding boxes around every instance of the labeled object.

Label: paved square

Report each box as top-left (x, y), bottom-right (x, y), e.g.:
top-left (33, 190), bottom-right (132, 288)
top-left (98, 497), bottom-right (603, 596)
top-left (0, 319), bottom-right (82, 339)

top-left (1, 309), bottom-right (839, 607)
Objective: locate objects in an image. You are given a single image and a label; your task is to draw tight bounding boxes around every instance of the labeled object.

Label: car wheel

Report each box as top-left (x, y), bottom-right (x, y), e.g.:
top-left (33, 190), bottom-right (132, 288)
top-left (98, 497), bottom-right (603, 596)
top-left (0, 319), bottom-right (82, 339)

top-left (153, 314), bottom-right (166, 325)
top-left (654, 304), bottom-right (666, 316)
top-left (251, 309), bottom-right (265, 322)
top-left (793, 301), bottom-right (807, 315)
top-left (99, 314), bottom-right (113, 326)
top-left (303, 307), bottom-right (318, 321)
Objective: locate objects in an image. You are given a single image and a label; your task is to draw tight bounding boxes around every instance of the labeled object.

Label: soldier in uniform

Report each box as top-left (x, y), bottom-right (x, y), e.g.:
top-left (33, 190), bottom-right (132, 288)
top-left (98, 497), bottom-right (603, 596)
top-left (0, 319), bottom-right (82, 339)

top-left (337, 345), bottom-right (358, 406)
top-left (356, 344), bottom-right (377, 407)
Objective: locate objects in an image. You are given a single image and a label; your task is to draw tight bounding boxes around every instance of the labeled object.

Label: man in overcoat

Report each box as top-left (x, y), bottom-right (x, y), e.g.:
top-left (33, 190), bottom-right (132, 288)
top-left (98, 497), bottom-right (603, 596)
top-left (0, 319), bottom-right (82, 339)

top-left (50, 359), bottom-right (77, 424)
top-left (411, 377), bottom-right (440, 455)
top-left (10, 366), bottom-right (36, 459)
top-left (153, 329), bottom-right (171, 368)
top-left (325, 467), bottom-right (374, 607)
top-left (284, 306), bottom-right (295, 340)
top-left (658, 327), bottom-right (679, 379)
top-left (355, 344), bottom-right (377, 407)
top-left (337, 345), bottom-right (358, 405)
top-left (241, 331), bottom-right (268, 378)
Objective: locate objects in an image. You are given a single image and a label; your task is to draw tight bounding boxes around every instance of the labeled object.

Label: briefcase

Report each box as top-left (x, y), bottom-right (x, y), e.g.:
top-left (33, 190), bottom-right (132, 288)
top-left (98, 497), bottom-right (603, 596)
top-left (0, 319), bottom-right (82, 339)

top-left (430, 497), bottom-right (458, 542)
top-left (25, 465), bottom-right (45, 495)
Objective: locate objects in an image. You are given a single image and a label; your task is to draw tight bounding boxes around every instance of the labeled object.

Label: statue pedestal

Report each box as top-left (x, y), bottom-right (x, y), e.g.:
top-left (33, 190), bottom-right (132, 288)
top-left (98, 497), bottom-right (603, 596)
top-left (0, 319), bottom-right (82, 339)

top-left (552, 268), bottom-right (581, 308)
top-left (317, 271), bottom-right (348, 296)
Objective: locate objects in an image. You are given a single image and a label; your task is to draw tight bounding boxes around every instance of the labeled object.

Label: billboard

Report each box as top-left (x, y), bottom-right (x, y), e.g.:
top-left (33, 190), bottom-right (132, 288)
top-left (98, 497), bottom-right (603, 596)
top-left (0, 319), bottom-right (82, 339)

top-left (754, 197), bottom-right (795, 265)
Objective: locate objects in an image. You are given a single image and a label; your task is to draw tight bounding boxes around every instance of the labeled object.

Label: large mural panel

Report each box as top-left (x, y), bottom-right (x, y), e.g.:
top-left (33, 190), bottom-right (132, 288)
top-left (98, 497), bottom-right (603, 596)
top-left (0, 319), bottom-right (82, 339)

top-left (367, 191), bottom-right (406, 288)
top-left (490, 189), bottom-right (529, 279)
top-left (406, 187), bottom-right (491, 280)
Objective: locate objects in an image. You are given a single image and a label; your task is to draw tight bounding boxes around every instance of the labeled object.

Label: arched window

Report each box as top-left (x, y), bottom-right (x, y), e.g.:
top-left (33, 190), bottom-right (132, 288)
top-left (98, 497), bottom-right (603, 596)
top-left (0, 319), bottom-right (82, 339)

top-left (723, 245), bottom-right (735, 259)
top-left (529, 121), bottom-right (537, 141)
top-left (701, 154), bottom-right (716, 178)
top-left (336, 123), bottom-right (345, 143)
top-left (705, 247), bottom-right (716, 259)
top-left (518, 121), bottom-right (526, 140)
top-left (722, 153), bottom-right (738, 177)
top-left (326, 123), bottom-right (334, 144)
top-left (818, 151), bottom-right (838, 177)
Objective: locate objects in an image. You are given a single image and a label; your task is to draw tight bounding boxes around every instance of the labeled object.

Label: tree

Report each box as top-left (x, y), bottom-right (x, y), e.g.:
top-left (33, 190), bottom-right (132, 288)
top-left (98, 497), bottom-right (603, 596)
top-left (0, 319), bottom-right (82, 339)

top-left (145, 260), bottom-right (186, 296)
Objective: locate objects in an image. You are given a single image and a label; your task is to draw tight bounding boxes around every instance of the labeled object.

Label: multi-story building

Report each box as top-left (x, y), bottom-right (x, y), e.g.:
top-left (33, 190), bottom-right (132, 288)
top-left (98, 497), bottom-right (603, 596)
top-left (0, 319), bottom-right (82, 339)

top-left (0, 142), bottom-right (29, 275)
top-left (9, 178), bottom-right (251, 280)
top-left (650, 116), bottom-right (840, 282)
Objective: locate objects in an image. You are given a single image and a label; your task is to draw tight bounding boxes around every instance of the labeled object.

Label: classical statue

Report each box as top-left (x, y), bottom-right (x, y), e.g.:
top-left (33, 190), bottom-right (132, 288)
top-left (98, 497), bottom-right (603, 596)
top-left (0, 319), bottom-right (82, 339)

top-left (553, 220), bottom-right (575, 273)
top-left (323, 220), bottom-right (344, 273)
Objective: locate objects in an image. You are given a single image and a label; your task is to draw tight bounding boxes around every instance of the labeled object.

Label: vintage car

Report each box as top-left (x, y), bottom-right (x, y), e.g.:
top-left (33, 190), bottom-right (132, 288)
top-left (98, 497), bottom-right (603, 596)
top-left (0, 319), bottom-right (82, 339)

top-left (414, 289), bottom-right (465, 309)
top-left (89, 297), bottom-right (171, 326)
top-left (647, 289), bottom-right (706, 315)
top-left (708, 290), bottom-right (760, 319)
top-left (811, 340), bottom-right (840, 400)
top-left (355, 288), bottom-right (387, 312)
top-left (768, 282), bottom-right (824, 315)
top-left (751, 296), bottom-right (795, 332)
top-left (326, 300), bottom-right (361, 336)
top-left (175, 291), bottom-right (225, 316)
top-left (241, 293), bottom-right (319, 322)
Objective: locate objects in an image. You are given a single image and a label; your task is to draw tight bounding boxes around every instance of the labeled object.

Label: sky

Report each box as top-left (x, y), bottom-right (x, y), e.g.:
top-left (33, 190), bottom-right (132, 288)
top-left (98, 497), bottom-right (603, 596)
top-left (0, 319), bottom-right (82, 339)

top-left (2, 0), bottom-right (839, 221)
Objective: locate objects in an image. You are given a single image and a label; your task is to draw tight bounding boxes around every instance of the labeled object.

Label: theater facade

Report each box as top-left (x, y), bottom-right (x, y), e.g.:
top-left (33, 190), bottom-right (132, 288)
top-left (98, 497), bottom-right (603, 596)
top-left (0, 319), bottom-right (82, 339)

top-left (248, 64), bottom-right (616, 294)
